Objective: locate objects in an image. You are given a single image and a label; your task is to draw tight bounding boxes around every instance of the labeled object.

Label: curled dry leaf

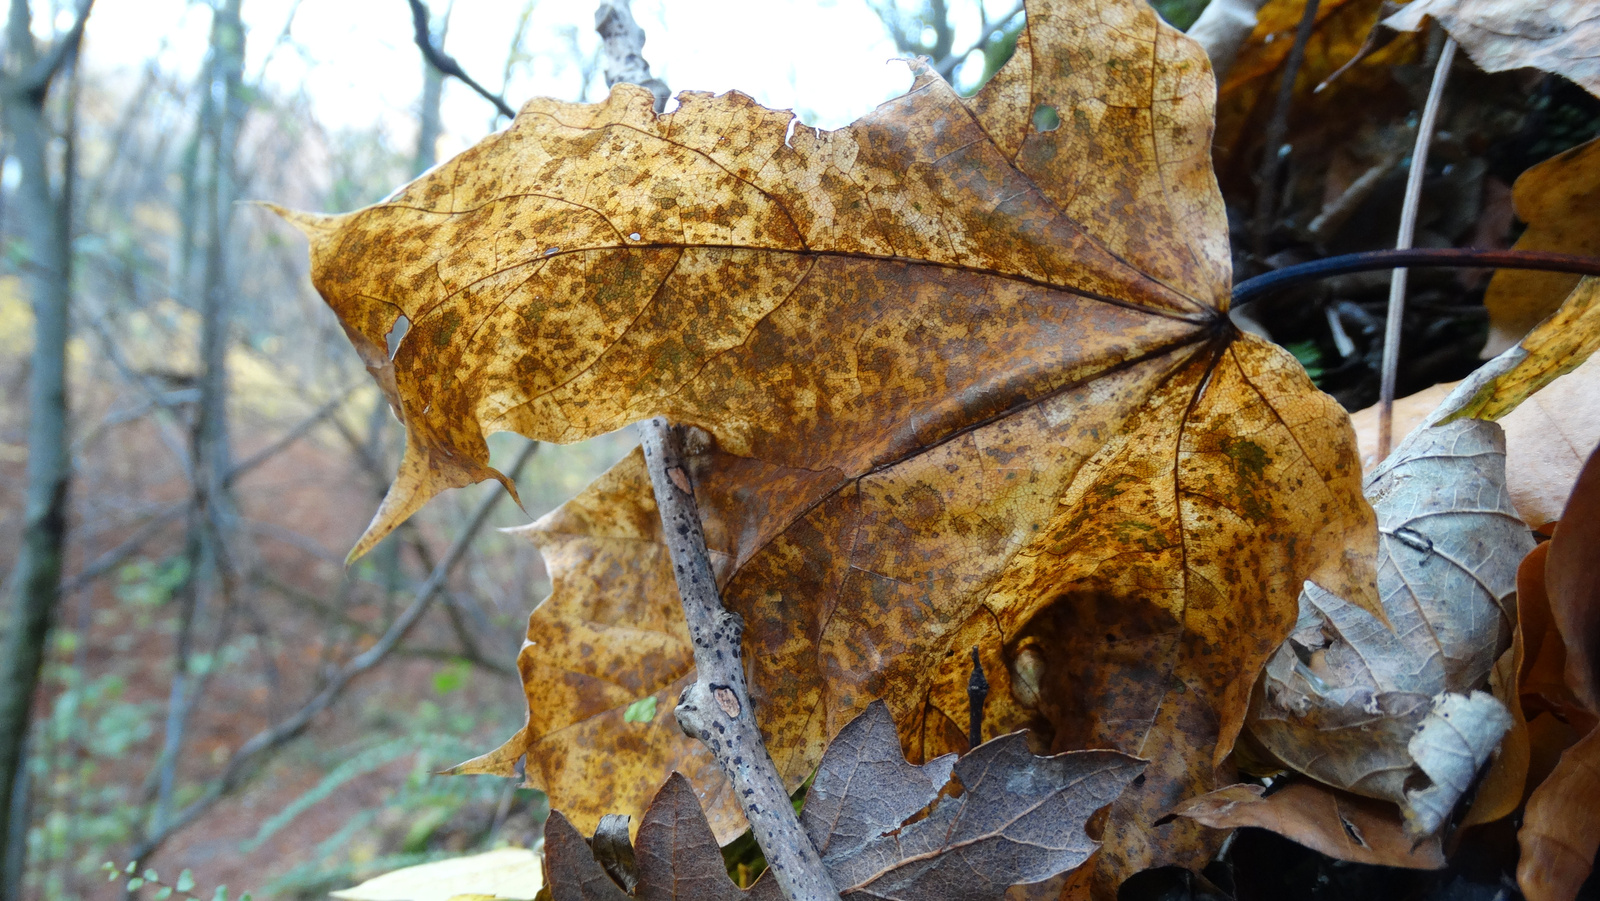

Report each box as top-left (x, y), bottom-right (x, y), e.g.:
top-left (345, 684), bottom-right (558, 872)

top-left (1240, 265), bottom-right (1600, 854)
top-left (1384, 0), bottom-right (1600, 101)
top-left (540, 703), bottom-right (1143, 901)
top-left (1351, 273), bottom-right (1600, 521)
top-left (288, 0), bottom-right (1384, 892)
top-left (1518, 442), bottom-right (1600, 901)
top-left (1171, 781), bottom-right (1444, 868)
top-left (1478, 136), bottom-right (1600, 357)
top-left (1245, 414), bottom-right (1531, 835)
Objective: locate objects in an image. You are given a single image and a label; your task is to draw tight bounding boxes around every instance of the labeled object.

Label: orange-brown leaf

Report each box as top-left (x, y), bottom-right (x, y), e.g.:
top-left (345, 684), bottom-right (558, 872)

top-left (1517, 441), bottom-right (1600, 901)
top-left (1212, 0), bottom-right (1422, 190)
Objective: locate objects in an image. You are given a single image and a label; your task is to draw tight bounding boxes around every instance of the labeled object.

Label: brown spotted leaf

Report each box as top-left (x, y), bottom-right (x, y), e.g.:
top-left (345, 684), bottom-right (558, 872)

top-left (291, 0), bottom-right (1380, 893)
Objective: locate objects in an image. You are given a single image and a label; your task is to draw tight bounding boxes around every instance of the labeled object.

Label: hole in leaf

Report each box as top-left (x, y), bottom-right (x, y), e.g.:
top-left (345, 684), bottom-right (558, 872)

top-left (385, 314), bottom-right (410, 360)
top-left (1032, 103), bottom-right (1060, 132)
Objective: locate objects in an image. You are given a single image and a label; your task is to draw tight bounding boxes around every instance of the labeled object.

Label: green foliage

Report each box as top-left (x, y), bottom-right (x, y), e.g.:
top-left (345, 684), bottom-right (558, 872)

top-left (115, 556), bottom-right (191, 607)
top-left (1285, 339), bottom-right (1329, 382)
top-left (1151, 0), bottom-right (1210, 30)
top-left (101, 861), bottom-right (250, 901)
top-left (433, 660), bottom-right (473, 695)
top-left (249, 709), bottom-right (549, 899)
top-left (26, 671), bottom-right (159, 901)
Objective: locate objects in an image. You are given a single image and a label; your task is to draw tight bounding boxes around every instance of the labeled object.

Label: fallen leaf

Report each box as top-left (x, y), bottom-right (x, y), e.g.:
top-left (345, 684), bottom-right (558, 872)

top-left (540, 703), bottom-right (1143, 901)
top-left (1245, 416), bottom-right (1532, 832)
top-left (1384, 0), bottom-right (1600, 102)
top-left (1172, 781), bottom-right (1445, 868)
top-left (1518, 442), bottom-right (1600, 901)
top-left (1477, 137), bottom-right (1600, 356)
top-left (1250, 309), bottom-right (1585, 833)
top-left (292, 0), bottom-right (1384, 892)
top-left (329, 848), bottom-right (543, 901)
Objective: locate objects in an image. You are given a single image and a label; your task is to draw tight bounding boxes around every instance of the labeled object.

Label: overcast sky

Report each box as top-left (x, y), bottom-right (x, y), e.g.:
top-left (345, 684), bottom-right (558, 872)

top-left (73, 0), bottom-right (1006, 165)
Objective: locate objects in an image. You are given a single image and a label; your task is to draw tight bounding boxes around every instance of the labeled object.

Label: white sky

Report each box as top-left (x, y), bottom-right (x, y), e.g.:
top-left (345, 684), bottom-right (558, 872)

top-left (72, 0), bottom-right (1007, 167)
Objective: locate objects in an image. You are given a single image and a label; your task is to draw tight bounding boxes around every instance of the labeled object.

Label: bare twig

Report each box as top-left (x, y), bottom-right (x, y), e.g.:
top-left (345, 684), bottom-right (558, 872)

top-left (966, 647), bottom-right (988, 749)
top-left (406, 0), bottom-right (518, 120)
top-left (58, 505), bottom-right (185, 594)
top-left (638, 419), bottom-right (840, 901)
top-left (1376, 37), bottom-right (1457, 460)
top-left (595, 0), bottom-right (670, 112)
top-left (126, 439), bottom-right (538, 863)
top-left (1250, 0), bottom-right (1322, 259)
top-left (225, 385), bottom-right (359, 487)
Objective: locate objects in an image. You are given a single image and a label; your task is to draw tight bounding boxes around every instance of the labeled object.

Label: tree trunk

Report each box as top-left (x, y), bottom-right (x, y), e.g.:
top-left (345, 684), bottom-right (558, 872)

top-left (0, 1), bottom-right (83, 897)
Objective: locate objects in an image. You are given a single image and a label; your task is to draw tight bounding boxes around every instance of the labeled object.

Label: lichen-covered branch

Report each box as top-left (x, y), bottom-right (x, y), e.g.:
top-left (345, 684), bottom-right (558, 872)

top-left (595, 0), bottom-right (669, 112)
top-left (637, 418), bottom-right (840, 901)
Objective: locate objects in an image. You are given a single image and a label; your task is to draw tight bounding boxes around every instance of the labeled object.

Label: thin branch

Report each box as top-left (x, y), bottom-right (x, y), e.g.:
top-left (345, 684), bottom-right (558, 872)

top-left (225, 385), bottom-right (359, 487)
top-left (1230, 249), bottom-right (1600, 306)
top-left (406, 0), bottom-right (518, 120)
top-left (1377, 37), bottom-right (1457, 460)
top-left (638, 419), bottom-right (840, 901)
top-left (58, 505), bottom-right (185, 594)
top-left (126, 439), bottom-right (539, 863)
top-left (1249, 0), bottom-right (1321, 259)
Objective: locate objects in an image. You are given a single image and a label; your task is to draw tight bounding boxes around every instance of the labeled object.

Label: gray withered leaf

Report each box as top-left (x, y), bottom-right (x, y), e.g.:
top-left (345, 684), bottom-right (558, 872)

top-left (1247, 416), bottom-right (1532, 835)
top-left (796, 701), bottom-right (1142, 900)
top-left (543, 702), bottom-right (1142, 900)
top-left (544, 774), bottom-right (750, 901)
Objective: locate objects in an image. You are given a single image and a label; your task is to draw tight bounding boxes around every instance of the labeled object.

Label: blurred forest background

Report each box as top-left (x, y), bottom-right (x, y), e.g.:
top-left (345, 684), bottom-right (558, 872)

top-left (1, 0), bottom-right (1595, 898)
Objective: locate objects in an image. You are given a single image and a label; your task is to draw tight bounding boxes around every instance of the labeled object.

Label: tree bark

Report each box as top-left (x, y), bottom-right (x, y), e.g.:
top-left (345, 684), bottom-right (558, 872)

top-left (0, 1), bottom-right (90, 897)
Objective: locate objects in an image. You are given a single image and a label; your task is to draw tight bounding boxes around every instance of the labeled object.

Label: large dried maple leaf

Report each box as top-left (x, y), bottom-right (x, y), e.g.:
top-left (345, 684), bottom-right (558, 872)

top-left (286, 0), bottom-right (1379, 892)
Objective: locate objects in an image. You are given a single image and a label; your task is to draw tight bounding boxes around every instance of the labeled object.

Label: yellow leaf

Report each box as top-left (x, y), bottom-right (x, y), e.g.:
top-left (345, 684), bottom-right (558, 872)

top-left (1480, 137), bottom-right (1600, 356)
top-left (329, 848), bottom-right (542, 901)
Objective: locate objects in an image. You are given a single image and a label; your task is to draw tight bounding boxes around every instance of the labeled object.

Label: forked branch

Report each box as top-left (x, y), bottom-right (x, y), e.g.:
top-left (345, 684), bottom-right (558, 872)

top-left (637, 418), bottom-right (840, 901)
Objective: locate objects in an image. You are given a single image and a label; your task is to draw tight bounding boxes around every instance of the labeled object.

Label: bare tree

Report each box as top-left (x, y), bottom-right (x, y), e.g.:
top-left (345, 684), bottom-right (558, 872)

top-left (413, 0), bottom-right (452, 175)
top-left (146, 0), bottom-right (249, 841)
top-left (869, 0), bottom-right (1023, 85)
top-left (0, 2), bottom-right (94, 898)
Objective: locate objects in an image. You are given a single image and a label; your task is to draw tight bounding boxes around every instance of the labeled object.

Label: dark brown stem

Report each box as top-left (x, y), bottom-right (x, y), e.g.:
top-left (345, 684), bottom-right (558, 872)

top-left (637, 419), bottom-right (840, 901)
top-left (967, 647), bottom-right (988, 749)
top-left (1230, 248), bottom-right (1600, 306)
